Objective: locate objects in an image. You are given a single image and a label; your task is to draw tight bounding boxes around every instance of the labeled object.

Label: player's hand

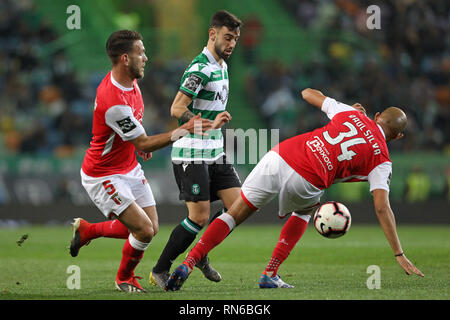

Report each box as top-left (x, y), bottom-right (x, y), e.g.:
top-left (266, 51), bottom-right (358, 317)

top-left (352, 103), bottom-right (367, 116)
top-left (137, 150), bottom-right (152, 161)
top-left (396, 254), bottom-right (424, 277)
top-left (181, 113), bottom-right (213, 134)
top-left (212, 111), bottom-right (232, 129)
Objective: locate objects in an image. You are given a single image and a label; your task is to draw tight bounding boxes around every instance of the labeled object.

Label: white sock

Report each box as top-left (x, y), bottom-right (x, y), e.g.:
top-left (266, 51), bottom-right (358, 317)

top-left (291, 213), bottom-right (311, 223)
top-left (218, 212), bottom-right (236, 231)
top-left (128, 233), bottom-right (150, 251)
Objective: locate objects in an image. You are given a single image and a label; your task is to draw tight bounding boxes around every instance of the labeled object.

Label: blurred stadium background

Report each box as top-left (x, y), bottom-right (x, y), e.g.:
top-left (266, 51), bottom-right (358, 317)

top-left (0, 0), bottom-right (448, 226)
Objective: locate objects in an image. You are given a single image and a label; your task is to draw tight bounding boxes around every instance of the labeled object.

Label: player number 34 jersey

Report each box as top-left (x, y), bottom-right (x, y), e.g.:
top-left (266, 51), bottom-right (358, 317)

top-left (275, 98), bottom-right (392, 192)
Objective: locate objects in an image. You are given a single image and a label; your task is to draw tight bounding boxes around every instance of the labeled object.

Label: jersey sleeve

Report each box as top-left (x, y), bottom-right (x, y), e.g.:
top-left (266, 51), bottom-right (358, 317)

top-left (105, 105), bottom-right (145, 141)
top-left (368, 161), bottom-right (392, 193)
top-left (179, 63), bottom-right (210, 98)
top-left (321, 97), bottom-right (356, 119)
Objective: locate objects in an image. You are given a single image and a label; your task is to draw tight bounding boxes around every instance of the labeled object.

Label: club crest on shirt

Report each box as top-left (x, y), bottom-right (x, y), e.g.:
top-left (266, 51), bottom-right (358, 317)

top-left (116, 116), bottom-right (137, 133)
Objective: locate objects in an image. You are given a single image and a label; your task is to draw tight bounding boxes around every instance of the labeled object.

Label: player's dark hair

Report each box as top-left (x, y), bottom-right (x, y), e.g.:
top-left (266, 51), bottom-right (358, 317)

top-left (106, 30), bottom-right (143, 65)
top-left (209, 10), bottom-right (242, 31)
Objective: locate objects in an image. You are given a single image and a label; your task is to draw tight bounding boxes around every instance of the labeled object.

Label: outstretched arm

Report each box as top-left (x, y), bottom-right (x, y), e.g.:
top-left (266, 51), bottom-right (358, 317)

top-left (301, 88), bottom-right (367, 116)
top-left (171, 90), bottom-right (230, 129)
top-left (301, 88), bottom-right (326, 110)
top-left (130, 114), bottom-right (212, 153)
top-left (372, 189), bottom-right (424, 277)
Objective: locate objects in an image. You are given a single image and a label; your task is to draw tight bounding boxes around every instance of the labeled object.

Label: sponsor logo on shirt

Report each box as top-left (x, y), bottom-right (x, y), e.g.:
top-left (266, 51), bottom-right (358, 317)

top-left (306, 136), bottom-right (334, 171)
top-left (214, 85), bottom-right (228, 104)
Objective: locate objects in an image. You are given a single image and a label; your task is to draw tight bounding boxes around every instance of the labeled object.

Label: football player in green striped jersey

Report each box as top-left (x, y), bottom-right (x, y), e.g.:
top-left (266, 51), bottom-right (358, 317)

top-left (150, 10), bottom-right (243, 288)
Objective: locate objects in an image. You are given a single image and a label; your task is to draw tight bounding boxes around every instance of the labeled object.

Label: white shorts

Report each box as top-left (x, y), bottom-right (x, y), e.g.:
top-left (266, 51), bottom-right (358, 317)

top-left (81, 164), bottom-right (156, 219)
top-left (241, 151), bottom-right (324, 217)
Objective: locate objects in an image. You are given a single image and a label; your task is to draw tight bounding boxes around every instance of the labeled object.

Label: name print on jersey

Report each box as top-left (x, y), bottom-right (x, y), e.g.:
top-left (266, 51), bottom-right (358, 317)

top-left (348, 114), bottom-right (381, 155)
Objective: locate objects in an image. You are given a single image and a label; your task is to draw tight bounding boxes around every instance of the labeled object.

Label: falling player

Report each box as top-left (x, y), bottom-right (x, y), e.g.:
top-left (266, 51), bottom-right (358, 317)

top-left (165, 88), bottom-right (424, 291)
top-left (69, 30), bottom-right (211, 293)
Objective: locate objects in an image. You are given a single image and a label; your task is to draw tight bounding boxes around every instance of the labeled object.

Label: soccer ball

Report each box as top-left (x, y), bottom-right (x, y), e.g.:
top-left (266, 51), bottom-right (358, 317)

top-left (313, 201), bottom-right (351, 238)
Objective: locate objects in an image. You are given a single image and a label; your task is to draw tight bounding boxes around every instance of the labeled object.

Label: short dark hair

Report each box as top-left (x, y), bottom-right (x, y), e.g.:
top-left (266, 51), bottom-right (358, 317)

top-left (209, 10), bottom-right (242, 31)
top-left (106, 30), bottom-right (143, 65)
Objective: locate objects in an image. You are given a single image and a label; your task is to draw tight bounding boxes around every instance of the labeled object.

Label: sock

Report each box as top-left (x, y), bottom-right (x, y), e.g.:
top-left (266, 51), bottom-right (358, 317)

top-left (264, 214), bottom-right (309, 277)
top-left (209, 207), bottom-right (234, 237)
top-left (184, 212), bottom-right (236, 269)
top-left (86, 220), bottom-right (129, 240)
top-left (152, 217), bottom-right (202, 273)
top-left (117, 234), bottom-right (149, 281)
top-left (209, 208), bottom-right (226, 224)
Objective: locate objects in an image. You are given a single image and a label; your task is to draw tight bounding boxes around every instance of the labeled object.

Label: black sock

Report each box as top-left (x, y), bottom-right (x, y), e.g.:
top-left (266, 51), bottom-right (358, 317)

top-left (152, 217), bottom-right (202, 273)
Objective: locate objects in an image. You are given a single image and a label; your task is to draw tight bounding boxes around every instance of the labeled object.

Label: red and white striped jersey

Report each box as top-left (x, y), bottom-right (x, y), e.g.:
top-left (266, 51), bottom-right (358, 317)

top-left (81, 71), bottom-right (145, 177)
top-left (274, 98), bottom-right (392, 191)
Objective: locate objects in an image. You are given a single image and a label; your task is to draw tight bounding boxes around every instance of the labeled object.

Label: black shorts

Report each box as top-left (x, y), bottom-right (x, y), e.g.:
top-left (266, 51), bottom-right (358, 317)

top-left (172, 156), bottom-right (242, 202)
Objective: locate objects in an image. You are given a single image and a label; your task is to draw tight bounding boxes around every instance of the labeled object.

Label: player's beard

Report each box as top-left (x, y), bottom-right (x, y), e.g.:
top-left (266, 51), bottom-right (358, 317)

top-left (214, 42), bottom-right (231, 61)
top-left (129, 61), bottom-right (144, 80)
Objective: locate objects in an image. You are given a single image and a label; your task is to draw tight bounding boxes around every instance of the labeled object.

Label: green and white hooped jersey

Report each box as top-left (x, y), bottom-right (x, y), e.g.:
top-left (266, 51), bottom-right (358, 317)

top-left (171, 47), bottom-right (229, 162)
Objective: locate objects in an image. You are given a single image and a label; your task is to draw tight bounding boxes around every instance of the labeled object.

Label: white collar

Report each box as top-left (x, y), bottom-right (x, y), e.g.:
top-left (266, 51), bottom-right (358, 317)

top-left (110, 72), bottom-right (134, 91)
top-left (202, 47), bottom-right (223, 67)
top-left (376, 123), bottom-right (386, 140)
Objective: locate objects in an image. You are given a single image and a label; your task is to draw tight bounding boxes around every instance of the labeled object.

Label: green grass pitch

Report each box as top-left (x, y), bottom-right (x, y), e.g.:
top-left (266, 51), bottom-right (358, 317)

top-left (0, 223), bottom-right (449, 300)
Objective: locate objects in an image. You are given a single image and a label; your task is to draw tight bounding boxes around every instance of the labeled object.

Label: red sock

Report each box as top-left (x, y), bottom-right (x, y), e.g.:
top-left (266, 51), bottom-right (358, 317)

top-left (117, 238), bottom-right (145, 281)
top-left (264, 214), bottom-right (308, 276)
top-left (184, 218), bottom-right (231, 269)
top-left (86, 220), bottom-right (129, 240)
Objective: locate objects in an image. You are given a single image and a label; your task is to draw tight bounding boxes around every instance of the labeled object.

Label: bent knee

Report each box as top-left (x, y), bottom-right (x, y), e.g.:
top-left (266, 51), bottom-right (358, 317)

top-left (152, 222), bottom-right (159, 236)
top-left (137, 222), bottom-right (155, 243)
top-left (188, 212), bottom-right (210, 227)
top-left (187, 203), bottom-right (211, 227)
